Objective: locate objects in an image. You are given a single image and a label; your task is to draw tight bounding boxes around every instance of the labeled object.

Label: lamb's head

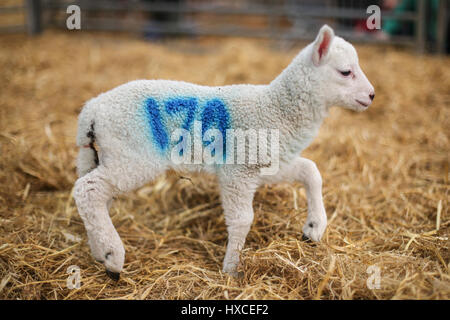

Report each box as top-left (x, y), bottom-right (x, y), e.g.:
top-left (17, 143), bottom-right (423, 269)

top-left (309, 25), bottom-right (375, 111)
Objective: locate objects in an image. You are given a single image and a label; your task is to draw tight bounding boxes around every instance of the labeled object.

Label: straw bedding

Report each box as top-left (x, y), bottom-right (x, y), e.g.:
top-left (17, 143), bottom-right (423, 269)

top-left (0, 31), bottom-right (448, 299)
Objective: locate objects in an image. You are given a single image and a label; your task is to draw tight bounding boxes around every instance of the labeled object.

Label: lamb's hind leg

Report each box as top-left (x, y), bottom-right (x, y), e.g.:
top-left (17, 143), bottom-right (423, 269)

top-left (73, 161), bottom-right (158, 280)
top-left (73, 166), bottom-right (125, 279)
top-left (220, 179), bottom-right (258, 277)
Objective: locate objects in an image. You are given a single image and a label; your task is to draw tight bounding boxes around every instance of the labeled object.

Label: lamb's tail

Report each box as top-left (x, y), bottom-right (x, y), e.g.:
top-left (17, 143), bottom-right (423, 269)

top-left (76, 103), bottom-right (99, 177)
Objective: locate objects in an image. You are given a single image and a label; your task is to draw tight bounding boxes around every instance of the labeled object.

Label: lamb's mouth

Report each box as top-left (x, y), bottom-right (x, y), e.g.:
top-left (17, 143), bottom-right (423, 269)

top-left (356, 99), bottom-right (369, 107)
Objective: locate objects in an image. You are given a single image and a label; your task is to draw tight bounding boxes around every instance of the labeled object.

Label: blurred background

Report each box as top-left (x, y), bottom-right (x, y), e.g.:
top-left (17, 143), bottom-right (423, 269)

top-left (0, 0), bottom-right (448, 300)
top-left (1, 0), bottom-right (449, 53)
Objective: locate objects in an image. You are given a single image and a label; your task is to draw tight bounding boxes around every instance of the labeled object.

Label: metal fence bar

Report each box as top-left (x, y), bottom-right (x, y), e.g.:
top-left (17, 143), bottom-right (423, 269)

top-left (2, 0), bottom-right (431, 50)
top-left (0, 6), bottom-right (25, 14)
top-left (0, 25), bottom-right (27, 33)
top-left (51, 17), bottom-right (271, 38)
top-left (437, 0), bottom-right (448, 54)
top-left (48, 16), bottom-right (416, 46)
top-left (45, 0), bottom-right (417, 21)
top-left (415, 0), bottom-right (426, 53)
top-left (25, 0), bottom-right (42, 35)
top-left (268, 0), bottom-right (279, 40)
top-left (42, 0), bottom-right (419, 45)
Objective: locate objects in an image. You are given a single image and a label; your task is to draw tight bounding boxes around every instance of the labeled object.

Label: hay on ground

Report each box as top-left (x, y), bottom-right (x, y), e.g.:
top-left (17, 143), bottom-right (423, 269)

top-left (0, 31), bottom-right (448, 299)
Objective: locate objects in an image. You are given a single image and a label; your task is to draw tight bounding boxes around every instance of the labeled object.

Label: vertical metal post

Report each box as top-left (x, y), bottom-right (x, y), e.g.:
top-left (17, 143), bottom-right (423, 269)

top-left (416, 0), bottom-right (426, 53)
top-left (268, 0), bottom-right (278, 40)
top-left (26, 0), bottom-right (42, 35)
top-left (436, 0), bottom-right (448, 54)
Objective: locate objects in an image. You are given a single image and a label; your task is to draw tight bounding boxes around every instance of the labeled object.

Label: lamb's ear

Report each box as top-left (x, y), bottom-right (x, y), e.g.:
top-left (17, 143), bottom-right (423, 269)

top-left (311, 25), bottom-right (335, 66)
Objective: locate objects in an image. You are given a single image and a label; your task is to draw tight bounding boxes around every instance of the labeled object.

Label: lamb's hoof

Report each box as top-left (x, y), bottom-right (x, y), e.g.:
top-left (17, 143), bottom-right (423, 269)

top-left (301, 234), bottom-right (312, 243)
top-left (225, 270), bottom-right (244, 278)
top-left (105, 269), bottom-right (120, 281)
top-left (223, 265), bottom-right (244, 278)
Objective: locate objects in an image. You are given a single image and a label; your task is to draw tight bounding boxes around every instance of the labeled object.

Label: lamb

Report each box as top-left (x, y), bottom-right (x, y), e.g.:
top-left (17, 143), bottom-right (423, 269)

top-left (73, 25), bottom-right (375, 280)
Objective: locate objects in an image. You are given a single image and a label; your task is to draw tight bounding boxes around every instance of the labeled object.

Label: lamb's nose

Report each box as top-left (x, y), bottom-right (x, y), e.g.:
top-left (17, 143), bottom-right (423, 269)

top-left (369, 93), bottom-right (375, 101)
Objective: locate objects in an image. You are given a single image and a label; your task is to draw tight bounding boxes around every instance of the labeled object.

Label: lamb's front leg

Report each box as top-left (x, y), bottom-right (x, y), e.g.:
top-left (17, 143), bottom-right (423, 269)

top-left (270, 157), bottom-right (327, 242)
top-left (292, 157), bottom-right (327, 241)
top-left (219, 180), bottom-right (257, 276)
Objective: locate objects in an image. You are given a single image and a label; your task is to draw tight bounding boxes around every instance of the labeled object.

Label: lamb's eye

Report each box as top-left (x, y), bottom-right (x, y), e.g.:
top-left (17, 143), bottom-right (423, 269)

top-left (339, 70), bottom-right (352, 76)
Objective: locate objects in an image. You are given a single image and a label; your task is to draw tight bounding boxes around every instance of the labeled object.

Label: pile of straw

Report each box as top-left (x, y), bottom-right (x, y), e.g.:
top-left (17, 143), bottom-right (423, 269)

top-left (0, 31), bottom-right (448, 299)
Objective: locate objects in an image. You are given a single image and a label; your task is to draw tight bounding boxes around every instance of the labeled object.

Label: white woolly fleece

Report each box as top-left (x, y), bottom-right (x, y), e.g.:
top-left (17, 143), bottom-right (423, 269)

top-left (74, 25), bottom-right (375, 277)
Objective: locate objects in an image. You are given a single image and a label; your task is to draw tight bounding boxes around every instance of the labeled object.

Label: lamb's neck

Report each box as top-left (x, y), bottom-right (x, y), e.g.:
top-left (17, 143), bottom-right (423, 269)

top-left (254, 55), bottom-right (329, 164)
top-left (267, 56), bottom-right (329, 134)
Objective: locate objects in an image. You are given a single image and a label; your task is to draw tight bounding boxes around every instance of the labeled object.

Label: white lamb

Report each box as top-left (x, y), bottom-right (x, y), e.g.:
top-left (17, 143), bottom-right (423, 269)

top-left (74, 25), bottom-right (375, 280)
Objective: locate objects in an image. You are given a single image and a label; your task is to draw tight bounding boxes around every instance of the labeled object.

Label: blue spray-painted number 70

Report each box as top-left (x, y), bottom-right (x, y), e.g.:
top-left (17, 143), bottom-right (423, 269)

top-left (144, 97), bottom-right (231, 153)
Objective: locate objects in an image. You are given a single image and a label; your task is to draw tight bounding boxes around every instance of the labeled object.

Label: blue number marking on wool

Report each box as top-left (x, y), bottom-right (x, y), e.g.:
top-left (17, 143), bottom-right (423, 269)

top-left (201, 98), bottom-right (231, 158)
top-left (165, 97), bottom-right (198, 131)
top-left (144, 97), bottom-right (231, 159)
top-left (145, 97), bottom-right (169, 151)
top-left (165, 97), bottom-right (198, 156)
